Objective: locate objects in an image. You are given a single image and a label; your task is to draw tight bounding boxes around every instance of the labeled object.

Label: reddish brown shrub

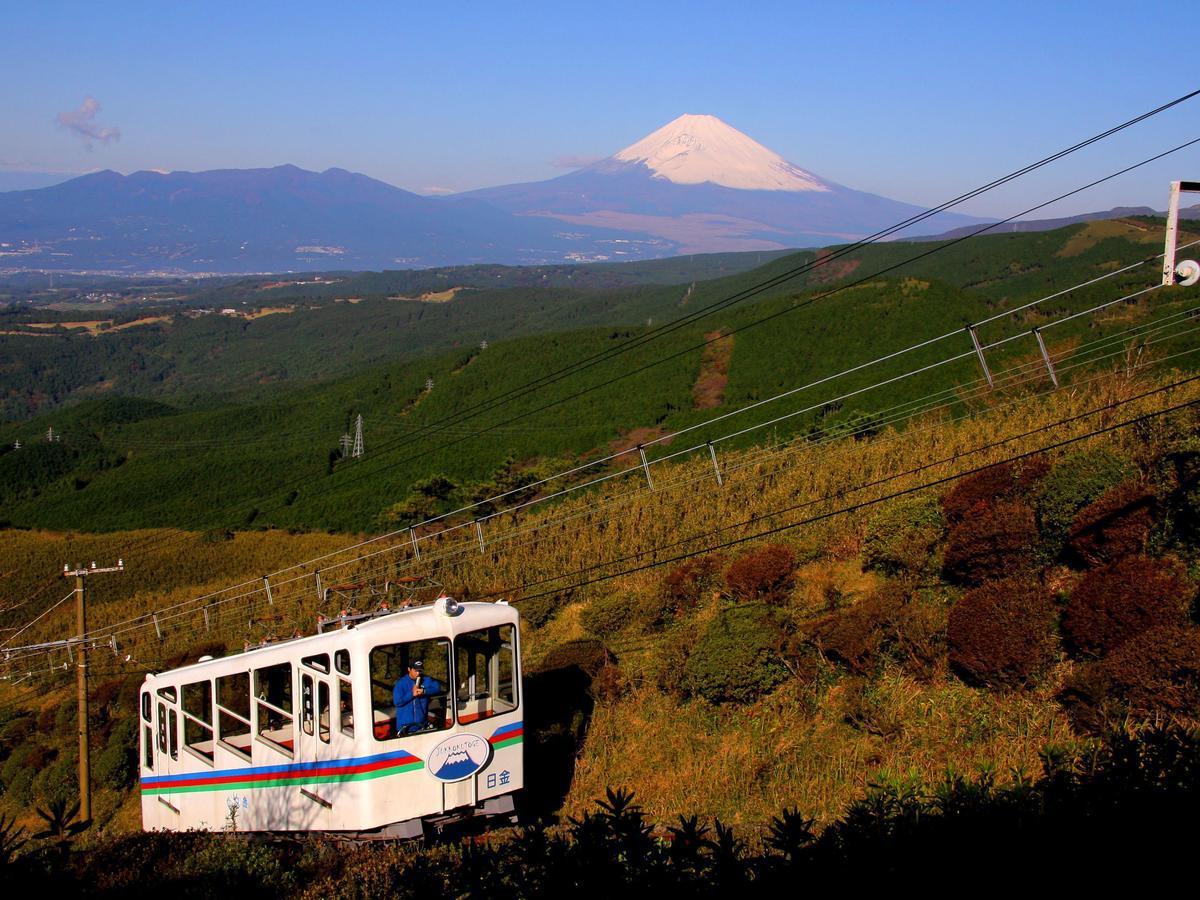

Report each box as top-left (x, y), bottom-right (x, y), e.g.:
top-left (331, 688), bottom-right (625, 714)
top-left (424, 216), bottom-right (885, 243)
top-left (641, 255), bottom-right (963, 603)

top-left (942, 500), bottom-right (1039, 585)
top-left (1062, 555), bottom-right (1192, 658)
top-left (809, 590), bottom-right (901, 674)
top-left (940, 456), bottom-right (1050, 524)
top-left (1061, 624), bottom-right (1200, 731)
top-left (1067, 480), bottom-right (1156, 567)
top-left (807, 582), bottom-right (945, 679)
top-left (725, 544), bottom-right (796, 602)
top-left (589, 664), bottom-right (628, 702)
top-left (947, 575), bottom-right (1057, 687)
top-left (661, 554), bottom-right (725, 618)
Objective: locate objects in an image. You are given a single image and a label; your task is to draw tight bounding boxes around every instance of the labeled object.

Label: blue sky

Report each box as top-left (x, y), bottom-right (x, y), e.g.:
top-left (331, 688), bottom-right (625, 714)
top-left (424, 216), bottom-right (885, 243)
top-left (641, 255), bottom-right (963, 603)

top-left (2, 1), bottom-right (1197, 217)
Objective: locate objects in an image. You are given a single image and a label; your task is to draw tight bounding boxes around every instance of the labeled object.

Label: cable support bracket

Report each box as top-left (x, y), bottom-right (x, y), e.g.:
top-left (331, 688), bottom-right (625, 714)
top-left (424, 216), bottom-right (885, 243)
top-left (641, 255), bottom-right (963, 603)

top-left (966, 324), bottom-right (994, 388)
top-left (707, 441), bottom-right (723, 486)
top-left (1032, 327), bottom-right (1060, 388)
top-left (638, 444), bottom-right (655, 490)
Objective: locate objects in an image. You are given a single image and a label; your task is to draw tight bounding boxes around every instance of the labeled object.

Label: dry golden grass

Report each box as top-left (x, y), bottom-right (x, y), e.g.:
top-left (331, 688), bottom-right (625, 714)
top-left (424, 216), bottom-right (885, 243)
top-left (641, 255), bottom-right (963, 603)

top-left (2, 366), bottom-right (1196, 831)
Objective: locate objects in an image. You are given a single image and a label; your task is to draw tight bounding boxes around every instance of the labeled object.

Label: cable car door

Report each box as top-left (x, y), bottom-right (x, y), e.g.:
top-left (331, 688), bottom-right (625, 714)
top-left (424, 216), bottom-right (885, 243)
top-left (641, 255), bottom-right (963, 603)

top-left (155, 697), bottom-right (180, 816)
top-left (297, 672), bottom-right (335, 819)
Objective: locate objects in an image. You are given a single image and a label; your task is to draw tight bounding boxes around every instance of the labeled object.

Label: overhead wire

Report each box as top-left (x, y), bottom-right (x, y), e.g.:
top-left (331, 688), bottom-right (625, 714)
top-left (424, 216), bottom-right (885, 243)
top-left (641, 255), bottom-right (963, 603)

top-left (6, 303), bottom-right (1197, 669)
top-left (51, 108), bottom-right (1200, 572)
top-left (6, 98), bottom-right (1200, 650)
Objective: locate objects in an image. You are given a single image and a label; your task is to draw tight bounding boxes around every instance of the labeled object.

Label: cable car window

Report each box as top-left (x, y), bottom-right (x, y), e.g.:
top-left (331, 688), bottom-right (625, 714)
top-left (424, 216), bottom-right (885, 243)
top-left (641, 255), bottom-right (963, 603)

top-left (168, 708), bottom-right (179, 760)
top-left (254, 662), bottom-right (294, 758)
top-left (157, 685), bottom-right (177, 703)
top-left (141, 692), bottom-right (151, 722)
top-left (339, 679), bottom-right (354, 737)
top-left (182, 679), bottom-right (214, 764)
top-left (217, 672), bottom-right (252, 760)
top-left (318, 681), bottom-right (331, 744)
top-left (455, 624), bottom-right (518, 725)
top-left (143, 725), bottom-right (154, 770)
top-left (335, 650), bottom-right (351, 676)
top-left (301, 674), bottom-right (315, 737)
top-left (302, 653), bottom-right (330, 674)
top-left (369, 638), bottom-right (452, 741)
top-left (157, 702), bottom-right (167, 754)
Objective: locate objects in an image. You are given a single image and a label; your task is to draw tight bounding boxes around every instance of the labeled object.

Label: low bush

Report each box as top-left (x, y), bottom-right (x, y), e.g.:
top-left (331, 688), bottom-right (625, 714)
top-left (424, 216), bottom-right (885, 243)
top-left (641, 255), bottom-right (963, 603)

top-left (725, 545), bottom-right (796, 602)
top-left (1034, 448), bottom-right (1132, 553)
top-left (1061, 624), bottom-right (1200, 731)
top-left (942, 500), bottom-right (1039, 585)
top-left (581, 592), bottom-right (634, 640)
top-left (682, 606), bottom-right (788, 704)
top-left (808, 589), bottom-right (902, 675)
top-left (538, 638), bottom-right (611, 678)
top-left (518, 593), bottom-right (567, 629)
top-left (947, 575), bottom-right (1057, 687)
top-left (941, 457), bottom-right (1048, 524)
top-left (1062, 555), bottom-right (1191, 658)
top-left (1066, 480), bottom-right (1156, 567)
top-left (862, 494), bottom-right (944, 576)
top-left (660, 555), bottom-right (725, 620)
top-left (808, 584), bottom-right (946, 680)
top-left (95, 717), bottom-right (138, 791)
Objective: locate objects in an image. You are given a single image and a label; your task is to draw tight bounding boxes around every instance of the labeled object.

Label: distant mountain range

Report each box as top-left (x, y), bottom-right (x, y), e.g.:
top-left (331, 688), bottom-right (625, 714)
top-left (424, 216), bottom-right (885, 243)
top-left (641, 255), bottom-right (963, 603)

top-left (1, 113), bottom-right (1178, 274)
top-left (0, 165), bottom-right (673, 272)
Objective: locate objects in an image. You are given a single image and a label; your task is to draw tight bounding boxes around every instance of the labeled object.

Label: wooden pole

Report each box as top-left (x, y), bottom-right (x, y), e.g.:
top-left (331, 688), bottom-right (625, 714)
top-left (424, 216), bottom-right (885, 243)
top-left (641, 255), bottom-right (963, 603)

top-left (75, 571), bottom-right (90, 823)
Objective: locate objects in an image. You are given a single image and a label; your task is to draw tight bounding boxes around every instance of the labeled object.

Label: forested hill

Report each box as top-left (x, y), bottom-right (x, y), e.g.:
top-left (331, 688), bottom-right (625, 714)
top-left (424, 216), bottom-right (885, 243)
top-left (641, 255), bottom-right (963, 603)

top-left (1, 216), bottom-right (1196, 534)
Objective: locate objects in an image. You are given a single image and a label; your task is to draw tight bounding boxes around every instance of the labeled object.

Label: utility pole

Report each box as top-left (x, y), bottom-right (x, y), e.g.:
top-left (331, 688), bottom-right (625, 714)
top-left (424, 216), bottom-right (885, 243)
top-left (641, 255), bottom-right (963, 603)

top-left (63, 559), bottom-right (124, 825)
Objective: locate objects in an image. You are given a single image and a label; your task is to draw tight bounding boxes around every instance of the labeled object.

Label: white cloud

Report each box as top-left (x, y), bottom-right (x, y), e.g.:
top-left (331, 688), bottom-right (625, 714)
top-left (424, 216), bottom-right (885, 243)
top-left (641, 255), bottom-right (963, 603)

top-left (55, 96), bottom-right (121, 148)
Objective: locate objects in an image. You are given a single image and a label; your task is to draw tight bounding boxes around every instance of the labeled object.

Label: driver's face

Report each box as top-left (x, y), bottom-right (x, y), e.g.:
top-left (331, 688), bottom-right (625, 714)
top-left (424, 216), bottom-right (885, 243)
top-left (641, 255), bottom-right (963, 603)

top-left (408, 667), bottom-right (421, 677)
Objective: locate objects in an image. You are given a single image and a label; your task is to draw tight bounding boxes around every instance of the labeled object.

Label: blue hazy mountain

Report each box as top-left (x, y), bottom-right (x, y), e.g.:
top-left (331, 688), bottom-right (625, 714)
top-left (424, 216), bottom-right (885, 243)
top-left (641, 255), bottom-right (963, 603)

top-left (0, 165), bottom-right (677, 273)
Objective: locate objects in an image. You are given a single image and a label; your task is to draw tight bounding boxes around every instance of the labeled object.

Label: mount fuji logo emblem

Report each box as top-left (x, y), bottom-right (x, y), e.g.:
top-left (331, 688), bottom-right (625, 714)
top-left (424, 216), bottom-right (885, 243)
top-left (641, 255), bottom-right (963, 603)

top-left (427, 734), bottom-right (491, 783)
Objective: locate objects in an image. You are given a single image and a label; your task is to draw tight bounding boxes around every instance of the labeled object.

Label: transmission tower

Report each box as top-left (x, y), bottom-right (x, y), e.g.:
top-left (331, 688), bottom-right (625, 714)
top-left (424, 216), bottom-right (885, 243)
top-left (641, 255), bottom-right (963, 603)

top-left (339, 434), bottom-right (352, 459)
top-left (352, 414), bottom-right (364, 459)
top-left (425, 377), bottom-right (434, 392)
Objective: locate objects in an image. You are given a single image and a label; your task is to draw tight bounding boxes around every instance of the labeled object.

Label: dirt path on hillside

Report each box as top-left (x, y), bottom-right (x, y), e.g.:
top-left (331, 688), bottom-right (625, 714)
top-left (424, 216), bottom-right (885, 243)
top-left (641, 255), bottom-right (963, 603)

top-left (692, 330), bottom-right (734, 410)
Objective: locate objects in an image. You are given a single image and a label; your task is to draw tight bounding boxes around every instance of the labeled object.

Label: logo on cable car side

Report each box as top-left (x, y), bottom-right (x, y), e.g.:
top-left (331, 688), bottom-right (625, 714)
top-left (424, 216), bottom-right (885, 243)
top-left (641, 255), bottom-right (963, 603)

top-left (427, 734), bottom-right (491, 782)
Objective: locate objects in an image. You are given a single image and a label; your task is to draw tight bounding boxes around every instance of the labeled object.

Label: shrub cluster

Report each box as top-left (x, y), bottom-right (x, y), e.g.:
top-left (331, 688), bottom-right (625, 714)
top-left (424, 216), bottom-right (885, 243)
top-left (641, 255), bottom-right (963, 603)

top-left (1061, 555), bottom-right (1191, 658)
top-left (1066, 480), bottom-right (1156, 567)
top-left (724, 545), bottom-right (796, 602)
top-left (942, 500), bottom-right (1039, 585)
top-left (1062, 625), bottom-right (1200, 731)
top-left (947, 575), bottom-right (1057, 687)
top-left (862, 494), bottom-right (944, 576)
top-left (682, 606), bottom-right (788, 704)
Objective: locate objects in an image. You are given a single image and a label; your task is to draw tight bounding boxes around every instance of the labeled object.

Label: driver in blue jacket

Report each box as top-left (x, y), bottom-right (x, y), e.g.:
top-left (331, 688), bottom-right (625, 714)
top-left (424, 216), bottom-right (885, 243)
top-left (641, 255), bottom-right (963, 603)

top-left (393, 659), bottom-right (443, 736)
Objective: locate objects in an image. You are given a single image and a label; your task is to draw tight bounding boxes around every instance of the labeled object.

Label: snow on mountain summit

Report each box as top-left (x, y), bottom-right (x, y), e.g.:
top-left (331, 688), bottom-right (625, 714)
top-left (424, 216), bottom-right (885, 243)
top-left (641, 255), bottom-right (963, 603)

top-left (611, 114), bottom-right (830, 193)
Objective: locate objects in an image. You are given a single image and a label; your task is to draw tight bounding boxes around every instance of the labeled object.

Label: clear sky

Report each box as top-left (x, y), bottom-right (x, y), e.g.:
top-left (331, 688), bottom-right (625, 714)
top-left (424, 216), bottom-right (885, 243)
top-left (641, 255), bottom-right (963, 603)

top-left (2, 1), bottom-right (1197, 217)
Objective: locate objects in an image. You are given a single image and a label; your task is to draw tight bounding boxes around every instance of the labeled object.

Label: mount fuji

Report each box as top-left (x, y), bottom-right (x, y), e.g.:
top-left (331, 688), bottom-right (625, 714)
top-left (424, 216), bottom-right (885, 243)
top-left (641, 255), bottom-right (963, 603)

top-left (461, 114), bottom-right (986, 253)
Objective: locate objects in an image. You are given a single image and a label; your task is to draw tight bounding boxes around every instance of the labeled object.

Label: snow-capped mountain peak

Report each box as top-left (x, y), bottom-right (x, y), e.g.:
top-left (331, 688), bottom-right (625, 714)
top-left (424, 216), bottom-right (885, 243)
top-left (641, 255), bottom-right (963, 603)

top-left (610, 113), bottom-right (830, 193)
